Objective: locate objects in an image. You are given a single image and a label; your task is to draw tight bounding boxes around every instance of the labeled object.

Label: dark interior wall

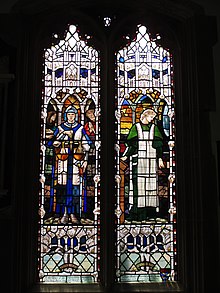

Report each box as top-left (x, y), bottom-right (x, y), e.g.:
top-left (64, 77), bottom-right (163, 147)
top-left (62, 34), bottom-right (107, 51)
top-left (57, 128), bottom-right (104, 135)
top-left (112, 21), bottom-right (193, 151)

top-left (193, 0), bottom-right (220, 189)
top-left (1, 0), bottom-right (219, 199)
top-left (0, 1), bottom-right (219, 293)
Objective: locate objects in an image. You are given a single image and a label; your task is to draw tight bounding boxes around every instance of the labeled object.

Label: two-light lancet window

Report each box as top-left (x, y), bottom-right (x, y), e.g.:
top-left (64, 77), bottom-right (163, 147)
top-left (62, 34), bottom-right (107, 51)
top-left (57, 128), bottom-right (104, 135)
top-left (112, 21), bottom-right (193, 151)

top-left (38, 22), bottom-right (177, 285)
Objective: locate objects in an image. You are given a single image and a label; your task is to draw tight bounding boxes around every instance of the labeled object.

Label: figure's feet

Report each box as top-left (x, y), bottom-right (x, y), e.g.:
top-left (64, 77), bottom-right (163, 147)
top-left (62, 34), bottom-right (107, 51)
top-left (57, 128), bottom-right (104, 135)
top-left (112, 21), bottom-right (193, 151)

top-left (81, 218), bottom-right (94, 225)
top-left (70, 213), bottom-right (79, 224)
top-left (44, 217), bottom-right (54, 224)
top-left (53, 217), bottom-right (61, 224)
top-left (61, 214), bottom-right (69, 224)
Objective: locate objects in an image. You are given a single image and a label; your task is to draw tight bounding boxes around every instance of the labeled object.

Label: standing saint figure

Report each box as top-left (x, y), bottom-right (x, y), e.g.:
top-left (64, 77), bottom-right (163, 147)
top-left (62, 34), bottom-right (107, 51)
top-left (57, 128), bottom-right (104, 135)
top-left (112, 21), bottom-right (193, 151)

top-left (121, 108), bottom-right (164, 221)
top-left (83, 105), bottom-right (96, 223)
top-left (47, 105), bottom-right (91, 224)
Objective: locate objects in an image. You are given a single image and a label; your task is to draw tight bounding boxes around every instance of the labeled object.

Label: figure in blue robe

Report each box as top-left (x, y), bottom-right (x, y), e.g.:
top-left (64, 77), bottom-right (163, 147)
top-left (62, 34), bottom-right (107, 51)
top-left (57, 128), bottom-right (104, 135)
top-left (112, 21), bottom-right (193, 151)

top-left (47, 106), bottom-right (91, 224)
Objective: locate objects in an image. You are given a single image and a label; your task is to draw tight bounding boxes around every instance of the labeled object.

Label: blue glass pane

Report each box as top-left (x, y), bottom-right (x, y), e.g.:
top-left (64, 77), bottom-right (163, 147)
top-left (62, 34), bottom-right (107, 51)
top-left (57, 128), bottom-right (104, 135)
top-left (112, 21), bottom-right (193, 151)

top-left (55, 68), bottom-right (63, 78)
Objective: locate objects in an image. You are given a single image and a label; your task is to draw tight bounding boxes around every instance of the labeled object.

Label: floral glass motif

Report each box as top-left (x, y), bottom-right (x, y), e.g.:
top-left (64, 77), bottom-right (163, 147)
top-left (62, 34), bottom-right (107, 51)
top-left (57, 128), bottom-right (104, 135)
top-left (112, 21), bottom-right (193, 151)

top-left (115, 25), bottom-right (177, 282)
top-left (38, 24), bottom-right (101, 283)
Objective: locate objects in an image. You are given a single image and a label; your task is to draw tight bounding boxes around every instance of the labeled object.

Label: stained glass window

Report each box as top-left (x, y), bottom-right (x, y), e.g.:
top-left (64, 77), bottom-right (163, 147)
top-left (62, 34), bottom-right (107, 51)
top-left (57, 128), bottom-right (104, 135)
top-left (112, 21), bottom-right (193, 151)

top-left (115, 25), bottom-right (177, 283)
top-left (38, 24), bottom-right (101, 283)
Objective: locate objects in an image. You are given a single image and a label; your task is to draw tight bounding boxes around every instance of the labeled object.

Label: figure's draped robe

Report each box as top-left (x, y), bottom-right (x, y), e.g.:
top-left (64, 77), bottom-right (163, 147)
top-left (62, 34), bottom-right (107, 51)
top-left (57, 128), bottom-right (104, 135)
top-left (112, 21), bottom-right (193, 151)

top-left (129, 122), bottom-right (158, 209)
top-left (48, 121), bottom-right (90, 216)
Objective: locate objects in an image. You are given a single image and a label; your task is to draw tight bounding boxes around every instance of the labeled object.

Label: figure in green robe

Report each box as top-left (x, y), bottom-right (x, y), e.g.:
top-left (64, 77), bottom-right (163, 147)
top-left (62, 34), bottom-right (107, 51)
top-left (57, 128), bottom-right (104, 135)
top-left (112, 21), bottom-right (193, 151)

top-left (121, 108), bottom-right (164, 221)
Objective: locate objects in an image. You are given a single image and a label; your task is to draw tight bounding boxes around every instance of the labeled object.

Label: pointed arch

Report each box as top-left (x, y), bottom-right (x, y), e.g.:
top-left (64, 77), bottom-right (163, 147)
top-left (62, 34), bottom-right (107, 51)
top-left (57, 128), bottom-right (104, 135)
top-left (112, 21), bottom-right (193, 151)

top-left (115, 24), bottom-right (177, 283)
top-left (38, 23), bottom-right (101, 284)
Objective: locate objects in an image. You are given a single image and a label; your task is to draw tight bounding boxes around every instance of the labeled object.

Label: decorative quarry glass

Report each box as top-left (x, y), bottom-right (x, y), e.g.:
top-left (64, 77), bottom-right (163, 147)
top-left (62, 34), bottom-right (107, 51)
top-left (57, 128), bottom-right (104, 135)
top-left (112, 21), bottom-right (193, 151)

top-left (115, 25), bottom-right (177, 283)
top-left (38, 24), bottom-right (101, 283)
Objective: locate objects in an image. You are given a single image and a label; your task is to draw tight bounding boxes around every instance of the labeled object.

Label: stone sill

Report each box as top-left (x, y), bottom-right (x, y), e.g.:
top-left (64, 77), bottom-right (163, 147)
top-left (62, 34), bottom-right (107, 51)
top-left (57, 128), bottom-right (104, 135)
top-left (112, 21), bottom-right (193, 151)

top-left (30, 282), bottom-right (183, 293)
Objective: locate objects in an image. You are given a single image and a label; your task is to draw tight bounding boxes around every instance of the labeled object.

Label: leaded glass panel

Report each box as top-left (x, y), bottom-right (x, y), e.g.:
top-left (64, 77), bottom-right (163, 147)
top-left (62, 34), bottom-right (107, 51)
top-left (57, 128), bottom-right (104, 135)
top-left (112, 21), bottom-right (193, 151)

top-left (115, 25), bottom-right (177, 283)
top-left (38, 24), bottom-right (100, 283)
